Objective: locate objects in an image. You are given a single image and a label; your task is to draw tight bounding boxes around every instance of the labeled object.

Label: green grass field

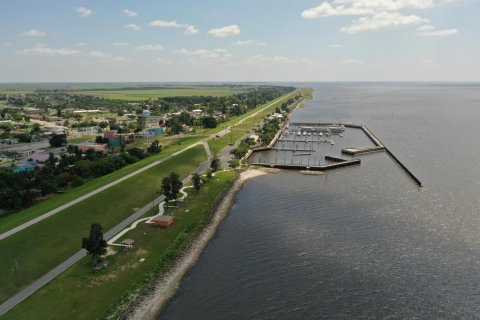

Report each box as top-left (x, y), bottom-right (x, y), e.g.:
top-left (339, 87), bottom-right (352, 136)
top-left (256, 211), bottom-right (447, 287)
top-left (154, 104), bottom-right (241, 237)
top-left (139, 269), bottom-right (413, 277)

top-left (0, 136), bottom-right (204, 235)
top-left (0, 145), bottom-right (207, 304)
top-left (73, 87), bottom-right (248, 100)
top-left (2, 171), bottom-right (236, 320)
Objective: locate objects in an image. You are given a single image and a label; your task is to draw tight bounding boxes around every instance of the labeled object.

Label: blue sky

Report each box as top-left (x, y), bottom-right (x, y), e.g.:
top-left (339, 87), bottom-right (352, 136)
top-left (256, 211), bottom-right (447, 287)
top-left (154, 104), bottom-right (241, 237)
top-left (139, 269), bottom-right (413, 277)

top-left (0, 0), bottom-right (478, 82)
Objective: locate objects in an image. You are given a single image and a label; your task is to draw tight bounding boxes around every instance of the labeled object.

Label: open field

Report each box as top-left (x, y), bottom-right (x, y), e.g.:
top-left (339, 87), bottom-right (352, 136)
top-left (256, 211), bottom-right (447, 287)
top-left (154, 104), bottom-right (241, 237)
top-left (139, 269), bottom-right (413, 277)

top-left (74, 87), bottom-right (248, 100)
top-left (0, 145), bottom-right (207, 304)
top-left (0, 136), bottom-right (204, 234)
top-left (2, 170), bottom-right (236, 320)
top-left (0, 85), bottom-right (249, 100)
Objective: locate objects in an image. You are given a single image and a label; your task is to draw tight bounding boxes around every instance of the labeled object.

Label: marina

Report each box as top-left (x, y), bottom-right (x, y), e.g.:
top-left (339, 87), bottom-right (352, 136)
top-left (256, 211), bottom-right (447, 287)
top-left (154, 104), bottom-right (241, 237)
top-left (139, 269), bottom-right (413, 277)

top-left (247, 121), bottom-right (422, 187)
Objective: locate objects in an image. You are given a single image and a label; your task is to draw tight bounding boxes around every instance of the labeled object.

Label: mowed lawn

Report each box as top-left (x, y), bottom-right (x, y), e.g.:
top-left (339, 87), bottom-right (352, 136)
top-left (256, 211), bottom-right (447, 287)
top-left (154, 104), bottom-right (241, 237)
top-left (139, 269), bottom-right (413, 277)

top-left (2, 171), bottom-right (237, 320)
top-left (0, 136), bottom-right (204, 235)
top-left (0, 146), bottom-right (207, 304)
top-left (74, 87), bottom-right (248, 100)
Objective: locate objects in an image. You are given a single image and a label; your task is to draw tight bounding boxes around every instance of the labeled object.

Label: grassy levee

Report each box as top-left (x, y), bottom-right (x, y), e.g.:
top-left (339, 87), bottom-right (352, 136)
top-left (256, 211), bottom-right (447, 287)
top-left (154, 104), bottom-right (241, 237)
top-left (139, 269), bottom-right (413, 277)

top-left (208, 89), bottom-right (302, 154)
top-left (2, 170), bottom-right (237, 320)
top-left (0, 146), bottom-right (207, 304)
top-left (0, 136), bottom-right (204, 234)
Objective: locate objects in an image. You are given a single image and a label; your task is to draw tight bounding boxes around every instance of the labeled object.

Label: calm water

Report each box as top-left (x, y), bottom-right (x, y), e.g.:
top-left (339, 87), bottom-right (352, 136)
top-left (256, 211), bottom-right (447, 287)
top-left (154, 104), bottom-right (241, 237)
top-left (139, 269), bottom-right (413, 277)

top-left (160, 83), bottom-right (480, 319)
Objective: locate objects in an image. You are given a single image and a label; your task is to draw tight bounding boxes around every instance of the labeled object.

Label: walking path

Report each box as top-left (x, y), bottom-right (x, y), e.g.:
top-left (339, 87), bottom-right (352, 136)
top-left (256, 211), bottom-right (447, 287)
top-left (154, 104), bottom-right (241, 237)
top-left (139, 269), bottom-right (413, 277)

top-left (0, 91), bottom-right (296, 316)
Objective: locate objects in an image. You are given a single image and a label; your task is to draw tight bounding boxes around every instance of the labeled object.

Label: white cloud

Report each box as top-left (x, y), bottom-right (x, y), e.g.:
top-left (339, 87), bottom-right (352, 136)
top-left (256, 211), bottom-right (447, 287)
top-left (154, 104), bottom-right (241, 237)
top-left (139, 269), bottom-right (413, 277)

top-left (19, 44), bottom-right (78, 57)
top-left (339, 58), bottom-right (363, 65)
top-left (184, 25), bottom-right (199, 35)
top-left (153, 57), bottom-right (173, 65)
top-left (208, 25), bottom-right (241, 38)
top-left (245, 55), bottom-right (315, 65)
top-left (125, 24), bottom-right (141, 31)
top-left (302, 0), bottom-right (434, 18)
top-left (123, 9), bottom-right (137, 17)
top-left (341, 11), bottom-right (425, 33)
top-left (418, 28), bottom-right (458, 36)
top-left (328, 44), bottom-right (343, 48)
top-left (150, 20), bottom-right (184, 28)
top-left (22, 29), bottom-right (46, 37)
top-left (76, 6), bottom-right (93, 17)
top-left (75, 42), bottom-right (88, 47)
top-left (112, 42), bottom-right (130, 47)
top-left (416, 25), bottom-right (434, 31)
top-left (135, 44), bottom-right (164, 51)
top-left (178, 48), bottom-right (233, 61)
top-left (89, 51), bottom-right (113, 59)
top-left (301, 3), bottom-right (373, 18)
top-left (150, 20), bottom-right (199, 35)
top-left (232, 40), bottom-right (265, 46)
top-left (2, 43), bottom-right (12, 47)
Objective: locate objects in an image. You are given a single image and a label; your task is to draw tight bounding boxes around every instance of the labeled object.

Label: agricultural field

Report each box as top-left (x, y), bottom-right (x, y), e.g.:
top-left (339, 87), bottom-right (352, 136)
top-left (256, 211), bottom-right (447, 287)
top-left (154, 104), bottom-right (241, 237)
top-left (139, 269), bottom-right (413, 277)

top-left (0, 145), bottom-right (207, 304)
top-left (0, 84), bottom-right (250, 100)
top-left (2, 170), bottom-right (236, 320)
top-left (72, 86), bottom-right (248, 100)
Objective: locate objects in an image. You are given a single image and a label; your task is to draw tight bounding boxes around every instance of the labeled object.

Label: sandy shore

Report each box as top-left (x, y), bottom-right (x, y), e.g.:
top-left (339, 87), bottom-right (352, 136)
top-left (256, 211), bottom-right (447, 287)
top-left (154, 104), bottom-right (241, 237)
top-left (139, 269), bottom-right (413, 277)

top-left (125, 169), bottom-right (268, 320)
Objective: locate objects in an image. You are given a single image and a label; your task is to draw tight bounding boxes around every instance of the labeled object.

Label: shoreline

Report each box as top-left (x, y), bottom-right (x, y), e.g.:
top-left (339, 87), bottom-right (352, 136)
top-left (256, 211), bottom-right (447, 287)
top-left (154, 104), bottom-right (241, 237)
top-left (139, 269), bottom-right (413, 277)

top-left (124, 168), bottom-right (269, 320)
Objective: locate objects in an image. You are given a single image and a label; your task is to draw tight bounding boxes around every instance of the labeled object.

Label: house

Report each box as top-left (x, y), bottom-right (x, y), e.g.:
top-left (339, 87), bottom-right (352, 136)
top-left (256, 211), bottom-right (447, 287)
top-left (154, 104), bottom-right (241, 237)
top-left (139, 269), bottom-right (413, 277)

top-left (14, 160), bottom-right (37, 172)
top-left (152, 215), bottom-right (174, 227)
top-left (32, 152), bottom-right (55, 163)
top-left (77, 142), bottom-right (108, 154)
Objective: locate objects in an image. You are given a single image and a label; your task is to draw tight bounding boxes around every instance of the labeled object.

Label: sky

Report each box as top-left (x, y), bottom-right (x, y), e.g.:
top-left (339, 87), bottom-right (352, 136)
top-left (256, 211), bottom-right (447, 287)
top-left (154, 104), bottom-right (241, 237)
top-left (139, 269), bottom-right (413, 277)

top-left (0, 0), bottom-right (479, 82)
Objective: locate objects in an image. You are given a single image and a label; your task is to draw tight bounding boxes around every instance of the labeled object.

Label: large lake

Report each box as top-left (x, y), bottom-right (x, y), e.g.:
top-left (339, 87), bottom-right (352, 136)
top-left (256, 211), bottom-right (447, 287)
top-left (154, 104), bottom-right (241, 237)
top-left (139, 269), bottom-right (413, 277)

top-left (160, 83), bottom-right (480, 319)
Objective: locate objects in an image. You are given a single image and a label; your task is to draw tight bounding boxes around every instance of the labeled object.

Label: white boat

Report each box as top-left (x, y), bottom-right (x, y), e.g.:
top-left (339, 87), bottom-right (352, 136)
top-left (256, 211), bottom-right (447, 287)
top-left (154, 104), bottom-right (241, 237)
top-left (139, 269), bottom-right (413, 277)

top-left (297, 129), bottom-right (301, 136)
top-left (330, 140), bottom-right (335, 145)
top-left (319, 132), bottom-right (323, 137)
top-left (303, 131), bottom-right (307, 136)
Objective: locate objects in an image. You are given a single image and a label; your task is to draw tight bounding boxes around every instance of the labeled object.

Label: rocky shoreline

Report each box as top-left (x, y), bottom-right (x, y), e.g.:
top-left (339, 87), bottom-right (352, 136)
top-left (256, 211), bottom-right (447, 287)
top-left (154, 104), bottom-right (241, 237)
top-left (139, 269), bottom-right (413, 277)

top-left (124, 169), bottom-right (268, 320)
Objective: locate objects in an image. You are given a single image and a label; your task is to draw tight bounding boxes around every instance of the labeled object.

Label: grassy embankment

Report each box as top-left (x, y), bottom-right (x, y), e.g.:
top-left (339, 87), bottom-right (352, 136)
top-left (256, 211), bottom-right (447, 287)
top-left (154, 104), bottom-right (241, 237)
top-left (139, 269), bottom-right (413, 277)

top-left (3, 170), bottom-right (237, 320)
top-left (0, 146), bottom-right (207, 304)
top-left (0, 136), bottom-right (204, 234)
top-left (208, 89), bottom-right (305, 155)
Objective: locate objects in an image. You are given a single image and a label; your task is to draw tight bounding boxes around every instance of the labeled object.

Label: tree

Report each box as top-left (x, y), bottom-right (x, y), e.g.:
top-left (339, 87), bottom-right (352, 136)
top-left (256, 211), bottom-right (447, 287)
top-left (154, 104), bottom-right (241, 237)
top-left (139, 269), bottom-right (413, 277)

top-left (147, 140), bottom-right (162, 154)
top-left (202, 116), bottom-right (217, 129)
top-left (192, 173), bottom-right (202, 193)
top-left (49, 134), bottom-right (67, 147)
top-left (161, 176), bottom-right (172, 202)
top-left (161, 172), bottom-right (183, 203)
top-left (82, 223), bottom-right (107, 268)
top-left (210, 157), bottom-right (220, 172)
top-left (127, 147), bottom-right (145, 160)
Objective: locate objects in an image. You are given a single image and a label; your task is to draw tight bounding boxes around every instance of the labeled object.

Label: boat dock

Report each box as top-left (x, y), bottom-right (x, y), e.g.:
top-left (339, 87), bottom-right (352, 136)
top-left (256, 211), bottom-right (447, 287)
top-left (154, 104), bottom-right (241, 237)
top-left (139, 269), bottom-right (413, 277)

top-left (251, 157), bottom-right (361, 171)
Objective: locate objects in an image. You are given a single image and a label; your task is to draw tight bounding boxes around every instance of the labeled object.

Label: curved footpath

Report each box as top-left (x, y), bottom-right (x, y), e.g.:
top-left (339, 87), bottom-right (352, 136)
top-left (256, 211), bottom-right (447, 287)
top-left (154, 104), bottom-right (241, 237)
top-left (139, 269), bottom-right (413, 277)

top-left (125, 169), bottom-right (268, 320)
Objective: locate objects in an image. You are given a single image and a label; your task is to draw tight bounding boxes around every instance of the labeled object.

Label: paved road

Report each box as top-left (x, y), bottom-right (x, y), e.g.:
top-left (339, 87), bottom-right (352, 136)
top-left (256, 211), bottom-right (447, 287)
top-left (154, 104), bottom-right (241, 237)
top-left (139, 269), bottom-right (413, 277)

top-left (0, 91), bottom-right (297, 316)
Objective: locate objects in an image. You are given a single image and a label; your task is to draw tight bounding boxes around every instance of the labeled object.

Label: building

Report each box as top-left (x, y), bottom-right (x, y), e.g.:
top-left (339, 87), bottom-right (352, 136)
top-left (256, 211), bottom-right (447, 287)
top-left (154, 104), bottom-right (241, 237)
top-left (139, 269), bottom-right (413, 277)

top-left (77, 142), bottom-right (108, 154)
top-left (121, 239), bottom-right (135, 250)
top-left (152, 215), bottom-right (174, 227)
top-left (14, 160), bottom-right (37, 172)
top-left (32, 152), bottom-right (55, 163)
top-left (143, 115), bottom-right (164, 128)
